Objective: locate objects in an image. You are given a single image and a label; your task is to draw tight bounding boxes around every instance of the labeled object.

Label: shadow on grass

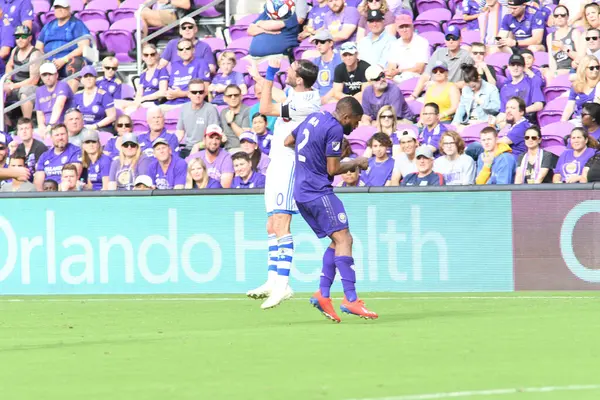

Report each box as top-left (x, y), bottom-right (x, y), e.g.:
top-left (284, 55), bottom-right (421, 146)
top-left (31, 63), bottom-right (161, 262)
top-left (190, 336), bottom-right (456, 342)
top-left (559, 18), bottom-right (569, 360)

top-left (0, 336), bottom-right (167, 353)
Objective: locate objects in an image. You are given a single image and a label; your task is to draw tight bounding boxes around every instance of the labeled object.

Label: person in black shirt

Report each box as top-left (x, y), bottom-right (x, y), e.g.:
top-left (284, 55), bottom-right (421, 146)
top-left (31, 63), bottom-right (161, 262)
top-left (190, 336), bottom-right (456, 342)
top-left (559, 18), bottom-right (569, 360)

top-left (332, 41), bottom-right (370, 102)
top-left (13, 117), bottom-right (48, 181)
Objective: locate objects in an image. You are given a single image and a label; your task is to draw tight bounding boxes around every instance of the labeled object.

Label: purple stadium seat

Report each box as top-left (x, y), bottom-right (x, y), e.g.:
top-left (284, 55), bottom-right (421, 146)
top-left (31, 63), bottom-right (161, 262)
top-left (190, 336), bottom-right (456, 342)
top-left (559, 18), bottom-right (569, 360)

top-left (415, 8), bottom-right (452, 22)
top-left (32, 0), bottom-right (50, 13)
top-left (460, 29), bottom-right (481, 45)
top-left (107, 8), bottom-right (136, 24)
top-left (347, 137), bottom-right (367, 156)
top-left (69, 0), bottom-right (85, 11)
top-left (416, 0), bottom-right (446, 14)
top-left (194, 0), bottom-right (222, 17)
top-left (228, 14), bottom-right (260, 41)
top-left (419, 31), bottom-right (445, 49)
top-left (82, 18), bottom-right (110, 34)
top-left (413, 20), bottom-right (442, 34)
top-left (407, 100), bottom-right (423, 115)
top-left (495, 74), bottom-right (508, 89)
top-left (120, 0), bottom-right (145, 8)
top-left (226, 36), bottom-right (252, 59)
top-left (485, 52), bottom-right (510, 76)
top-left (40, 11), bottom-right (56, 25)
top-left (321, 103), bottom-right (336, 113)
top-left (98, 131), bottom-right (112, 146)
top-left (543, 74), bottom-right (571, 102)
top-left (202, 37), bottom-right (226, 53)
top-left (294, 38), bottom-right (316, 61)
top-left (233, 58), bottom-right (251, 74)
top-left (533, 51), bottom-right (550, 67)
top-left (44, 136), bottom-right (53, 147)
top-left (397, 77), bottom-right (419, 97)
top-left (542, 144), bottom-right (567, 157)
top-left (544, 97), bottom-right (569, 111)
top-left (460, 122), bottom-right (488, 144)
top-left (538, 97), bottom-right (569, 126)
top-left (121, 83), bottom-right (135, 99)
top-left (541, 121), bottom-right (573, 146)
top-left (86, 0), bottom-right (119, 10)
top-left (348, 125), bottom-right (376, 142)
top-left (242, 95), bottom-right (258, 107)
top-left (77, 9), bottom-right (109, 23)
top-left (99, 29), bottom-right (135, 61)
top-left (216, 104), bottom-right (227, 113)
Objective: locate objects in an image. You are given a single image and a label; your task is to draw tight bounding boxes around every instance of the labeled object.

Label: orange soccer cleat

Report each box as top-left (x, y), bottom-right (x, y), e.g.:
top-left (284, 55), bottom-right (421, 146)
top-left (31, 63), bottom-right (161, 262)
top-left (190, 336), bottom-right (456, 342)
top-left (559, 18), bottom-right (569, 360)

top-left (340, 297), bottom-right (378, 320)
top-left (309, 291), bottom-right (341, 323)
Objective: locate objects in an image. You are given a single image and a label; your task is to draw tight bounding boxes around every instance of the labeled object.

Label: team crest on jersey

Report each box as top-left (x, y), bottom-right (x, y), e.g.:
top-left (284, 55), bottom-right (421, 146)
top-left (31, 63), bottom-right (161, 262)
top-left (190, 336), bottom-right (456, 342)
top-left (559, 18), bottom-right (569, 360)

top-left (10, 5), bottom-right (15, 13)
top-left (188, 66), bottom-right (194, 74)
top-left (61, 156), bottom-right (67, 164)
top-left (92, 105), bottom-right (99, 113)
top-left (338, 213), bottom-right (347, 223)
top-left (109, 85), bottom-right (115, 93)
top-left (152, 78), bottom-right (158, 86)
top-left (332, 141), bottom-right (341, 151)
top-left (95, 164), bottom-right (100, 172)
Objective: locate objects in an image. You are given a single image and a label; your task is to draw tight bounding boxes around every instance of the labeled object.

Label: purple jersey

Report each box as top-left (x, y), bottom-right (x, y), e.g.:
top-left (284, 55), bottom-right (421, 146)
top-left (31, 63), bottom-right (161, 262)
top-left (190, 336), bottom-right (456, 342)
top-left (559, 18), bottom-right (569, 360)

top-left (1, 0), bottom-right (34, 28)
top-left (506, 118), bottom-right (530, 156)
top-left (108, 155), bottom-right (152, 190)
top-left (73, 89), bottom-right (114, 125)
top-left (361, 157), bottom-right (394, 186)
top-left (500, 5), bottom-right (545, 41)
top-left (256, 130), bottom-right (273, 156)
top-left (308, 3), bottom-right (329, 30)
top-left (568, 88), bottom-right (596, 119)
top-left (231, 171), bottom-right (266, 188)
top-left (167, 58), bottom-right (211, 105)
top-left (34, 81), bottom-right (73, 124)
top-left (362, 82), bottom-right (414, 121)
top-left (103, 137), bottom-right (119, 159)
top-left (139, 67), bottom-right (169, 99)
top-left (86, 154), bottom-right (112, 190)
top-left (147, 156), bottom-right (188, 189)
top-left (499, 75), bottom-right (544, 112)
top-left (210, 71), bottom-right (245, 105)
top-left (96, 77), bottom-right (122, 99)
top-left (462, 0), bottom-right (481, 30)
top-left (35, 143), bottom-right (81, 182)
top-left (161, 38), bottom-right (215, 69)
top-left (256, 152), bottom-right (270, 174)
top-left (421, 123), bottom-right (448, 150)
top-left (555, 148), bottom-right (595, 182)
top-left (138, 129), bottom-right (180, 158)
top-left (324, 6), bottom-right (361, 47)
top-left (195, 149), bottom-right (234, 181)
top-left (292, 111), bottom-right (343, 203)
top-left (314, 51), bottom-right (343, 97)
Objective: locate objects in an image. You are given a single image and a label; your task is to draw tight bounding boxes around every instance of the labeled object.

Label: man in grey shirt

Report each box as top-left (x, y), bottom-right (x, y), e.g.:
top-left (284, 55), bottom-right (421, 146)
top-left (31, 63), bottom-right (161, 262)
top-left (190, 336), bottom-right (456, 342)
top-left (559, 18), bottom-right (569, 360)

top-left (0, 155), bottom-right (37, 192)
top-left (219, 84), bottom-right (251, 150)
top-left (175, 79), bottom-right (220, 158)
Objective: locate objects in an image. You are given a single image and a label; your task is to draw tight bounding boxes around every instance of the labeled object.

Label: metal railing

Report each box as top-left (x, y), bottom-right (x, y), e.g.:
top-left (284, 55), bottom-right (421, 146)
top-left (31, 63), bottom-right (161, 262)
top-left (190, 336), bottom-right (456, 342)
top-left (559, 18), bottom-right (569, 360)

top-left (0, 34), bottom-right (98, 131)
top-left (136, 0), bottom-right (229, 74)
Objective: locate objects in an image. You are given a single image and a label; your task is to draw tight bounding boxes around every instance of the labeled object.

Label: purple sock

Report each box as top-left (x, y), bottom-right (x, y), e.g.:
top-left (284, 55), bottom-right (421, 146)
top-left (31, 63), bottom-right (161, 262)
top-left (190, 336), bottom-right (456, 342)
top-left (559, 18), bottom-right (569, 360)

top-left (320, 247), bottom-right (336, 298)
top-left (335, 256), bottom-right (357, 302)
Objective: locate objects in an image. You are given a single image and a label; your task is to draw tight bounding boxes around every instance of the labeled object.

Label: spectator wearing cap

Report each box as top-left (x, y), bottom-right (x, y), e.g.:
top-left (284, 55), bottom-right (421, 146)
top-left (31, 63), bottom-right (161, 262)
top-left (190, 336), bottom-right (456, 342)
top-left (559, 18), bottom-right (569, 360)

top-left (97, 57), bottom-right (122, 101)
top-left (64, 108), bottom-right (90, 147)
top-left (357, 10), bottom-right (395, 68)
top-left (401, 146), bottom-right (445, 186)
top-left (189, 125), bottom-right (234, 188)
top-left (159, 17), bottom-right (216, 73)
top-left (332, 42), bottom-right (371, 101)
top-left (385, 13), bottom-right (429, 83)
top-left (133, 175), bottom-right (154, 191)
top-left (14, 117), bottom-right (47, 180)
top-left (165, 38), bottom-right (211, 107)
top-left (4, 25), bottom-right (41, 120)
top-left (251, 113), bottom-right (273, 156)
top-left (35, 0), bottom-right (90, 92)
top-left (476, 126), bottom-right (517, 184)
top-left (185, 157), bottom-right (222, 189)
top-left (104, 115), bottom-right (134, 159)
top-left (209, 51), bottom-right (248, 106)
top-left (139, 0), bottom-right (191, 38)
top-left (0, 155), bottom-right (36, 192)
top-left (239, 131), bottom-right (270, 174)
top-left (176, 79), bottom-right (220, 159)
top-left (470, 42), bottom-right (497, 86)
top-left (80, 130), bottom-right (112, 191)
top-left (477, 0), bottom-right (507, 47)
top-left (35, 62), bottom-right (73, 137)
top-left (361, 65), bottom-right (413, 126)
top-left (312, 30), bottom-right (342, 103)
top-left (497, 54), bottom-right (544, 125)
top-left (409, 25), bottom-right (473, 99)
top-left (147, 138), bottom-right (188, 190)
top-left (138, 107), bottom-right (180, 158)
top-left (390, 130), bottom-right (418, 185)
top-left (361, 132), bottom-right (394, 186)
top-left (462, 0), bottom-right (483, 31)
top-left (220, 84), bottom-right (251, 149)
top-left (72, 65), bottom-right (116, 132)
top-left (496, 0), bottom-right (545, 53)
top-left (125, 44), bottom-right (168, 112)
top-left (563, 55), bottom-right (600, 124)
top-left (34, 123), bottom-right (82, 191)
top-left (107, 133), bottom-right (152, 191)
top-left (231, 152), bottom-right (266, 189)
top-left (248, 4), bottom-right (300, 58)
top-left (434, 130), bottom-right (476, 185)
top-left (422, 61), bottom-right (461, 124)
top-left (546, 5), bottom-right (581, 82)
top-left (419, 103), bottom-right (449, 154)
top-left (520, 48), bottom-right (545, 85)
top-left (356, 0), bottom-right (396, 42)
top-left (323, 0), bottom-right (361, 46)
top-left (452, 64), bottom-right (500, 128)
top-left (298, 0), bottom-right (329, 40)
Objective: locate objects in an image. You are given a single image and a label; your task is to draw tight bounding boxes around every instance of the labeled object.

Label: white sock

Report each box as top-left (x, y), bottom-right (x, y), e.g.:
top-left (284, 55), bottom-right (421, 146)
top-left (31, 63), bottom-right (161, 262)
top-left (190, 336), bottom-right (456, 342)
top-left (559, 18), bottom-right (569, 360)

top-left (276, 234), bottom-right (293, 286)
top-left (267, 234), bottom-right (278, 284)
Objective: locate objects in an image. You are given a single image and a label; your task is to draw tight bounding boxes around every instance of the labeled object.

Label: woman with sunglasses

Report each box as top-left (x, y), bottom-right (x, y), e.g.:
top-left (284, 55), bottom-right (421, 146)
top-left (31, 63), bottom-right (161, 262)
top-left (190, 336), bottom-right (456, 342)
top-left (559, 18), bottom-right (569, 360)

top-left (423, 61), bottom-right (460, 123)
top-left (452, 64), bottom-right (500, 129)
top-left (546, 5), bottom-right (581, 82)
top-left (72, 65), bottom-right (117, 133)
top-left (553, 127), bottom-right (598, 183)
top-left (124, 44), bottom-right (168, 114)
top-left (239, 131), bottom-right (270, 174)
top-left (514, 126), bottom-right (557, 184)
top-left (363, 106), bottom-right (399, 158)
top-left (337, 164), bottom-right (365, 187)
top-left (390, 130), bottom-right (419, 185)
top-left (209, 51), bottom-right (247, 106)
top-left (356, 0), bottom-right (396, 41)
top-left (107, 133), bottom-right (152, 191)
top-left (80, 130), bottom-right (112, 191)
top-left (185, 157), bottom-right (222, 189)
top-left (581, 102), bottom-right (600, 140)
top-left (104, 115), bottom-right (133, 159)
top-left (562, 55), bottom-right (600, 124)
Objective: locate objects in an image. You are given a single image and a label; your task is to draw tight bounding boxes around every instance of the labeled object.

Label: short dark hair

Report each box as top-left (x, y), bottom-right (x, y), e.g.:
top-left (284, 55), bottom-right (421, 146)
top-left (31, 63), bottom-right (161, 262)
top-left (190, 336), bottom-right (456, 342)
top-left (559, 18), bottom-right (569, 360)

top-left (587, 28), bottom-right (600, 37)
top-left (188, 78), bottom-right (205, 87)
top-left (336, 96), bottom-right (364, 118)
top-left (51, 123), bottom-right (67, 134)
top-left (231, 151), bottom-right (251, 163)
top-left (10, 155), bottom-right (26, 165)
top-left (583, 102), bottom-right (600, 125)
top-left (525, 125), bottom-right (541, 138)
top-left (43, 179), bottom-right (58, 190)
top-left (480, 126), bottom-right (498, 137)
top-left (295, 59), bottom-right (319, 88)
top-left (368, 132), bottom-right (393, 148)
top-left (508, 96), bottom-right (527, 113)
top-left (224, 84), bottom-right (241, 95)
top-left (423, 102), bottom-right (440, 114)
top-left (17, 117), bottom-right (33, 127)
top-left (471, 42), bottom-right (485, 49)
top-left (252, 112), bottom-right (267, 123)
top-left (461, 64), bottom-right (480, 83)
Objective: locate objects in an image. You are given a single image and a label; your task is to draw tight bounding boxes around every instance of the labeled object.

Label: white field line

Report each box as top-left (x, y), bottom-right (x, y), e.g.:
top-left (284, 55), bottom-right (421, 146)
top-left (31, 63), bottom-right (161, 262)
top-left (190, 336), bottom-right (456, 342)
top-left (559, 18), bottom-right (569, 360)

top-left (0, 296), bottom-right (598, 303)
top-left (346, 384), bottom-right (600, 400)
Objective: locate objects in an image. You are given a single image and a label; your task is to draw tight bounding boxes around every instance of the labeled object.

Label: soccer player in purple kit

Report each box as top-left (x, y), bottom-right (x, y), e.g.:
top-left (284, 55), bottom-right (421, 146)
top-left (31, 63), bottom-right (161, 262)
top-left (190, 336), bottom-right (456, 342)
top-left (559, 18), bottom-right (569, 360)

top-left (285, 97), bottom-right (378, 322)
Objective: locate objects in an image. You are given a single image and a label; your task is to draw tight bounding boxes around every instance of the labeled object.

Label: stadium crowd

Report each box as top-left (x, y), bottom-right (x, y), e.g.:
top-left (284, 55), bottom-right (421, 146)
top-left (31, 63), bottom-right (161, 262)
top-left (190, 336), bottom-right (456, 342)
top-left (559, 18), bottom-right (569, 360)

top-left (3, 0), bottom-right (600, 191)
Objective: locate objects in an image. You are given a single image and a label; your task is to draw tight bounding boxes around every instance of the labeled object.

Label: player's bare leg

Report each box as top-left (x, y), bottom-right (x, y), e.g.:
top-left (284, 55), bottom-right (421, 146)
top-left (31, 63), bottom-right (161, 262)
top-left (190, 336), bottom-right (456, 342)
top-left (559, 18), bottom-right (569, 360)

top-left (261, 213), bottom-right (295, 309)
top-left (310, 242), bottom-right (341, 322)
top-left (247, 217), bottom-right (279, 299)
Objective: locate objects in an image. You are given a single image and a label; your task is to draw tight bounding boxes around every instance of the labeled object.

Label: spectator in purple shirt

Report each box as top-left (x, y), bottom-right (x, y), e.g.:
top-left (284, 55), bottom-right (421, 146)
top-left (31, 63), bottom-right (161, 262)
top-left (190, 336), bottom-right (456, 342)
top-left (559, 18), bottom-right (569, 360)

top-left (33, 123), bottom-right (81, 190)
top-left (497, 0), bottom-right (545, 53)
top-left (124, 44), bottom-right (168, 113)
top-left (298, 0), bottom-right (329, 40)
top-left (239, 131), bottom-right (270, 174)
top-left (104, 115), bottom-right (133, 160)
top-left (187, 124), bottom-right (234, 188)
top-left (159, 17), bottom-right (216, 73)
top-left (462, 0), bottom-right (482, 31)
top-left (499, 96), bottom-right (531, 157)
top-left (107, 133), bottom-right (152, 191)
top-left (97, 57), bottom-right (122, 101)
top-left (231, 151), bottom-right (266, 189)
top-left (360, 65), bottom-right (414, 126)
top-left (562, 55), bottom-right (600, 124)
top-left (80, 130), bottom-right (112, 191)
top-left (420, 103), bottom-right (448, 154)
top-left (553, 127), bottom-right (598, 183)
top-left (1, 0), bottom-right (34, 32)
top-left (209, 51), bottom-right (247, 106)
top-left (73, 65), bottom-right (116, 132)
top-left (147, 138), bottom-right (188, 190)
top-left (252, 113), bottom-right (273, 156)
top-left (361, 132), bottom-right (394, 186)
top-left (165, 38), bottom-right (211, 107)
top-left (185, 157), bottom-right (222, 189)
top-left (35, 62), bottom-right (73, 137)
top-left (324, 0), bottom-right (361, 47)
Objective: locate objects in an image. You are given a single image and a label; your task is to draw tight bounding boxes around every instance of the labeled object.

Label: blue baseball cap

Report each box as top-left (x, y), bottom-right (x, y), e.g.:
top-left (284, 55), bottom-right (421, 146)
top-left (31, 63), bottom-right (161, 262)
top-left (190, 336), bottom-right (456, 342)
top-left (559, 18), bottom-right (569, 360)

top-left (81, 65), bottom-right (97, 77)
top-left (444, 25), bottom-right (461, 38)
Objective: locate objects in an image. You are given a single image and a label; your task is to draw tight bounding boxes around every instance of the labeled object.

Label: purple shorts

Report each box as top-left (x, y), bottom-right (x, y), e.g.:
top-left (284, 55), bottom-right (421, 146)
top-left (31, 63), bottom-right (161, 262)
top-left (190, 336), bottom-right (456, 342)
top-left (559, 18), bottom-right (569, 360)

top-left (296, 193), bottom-right (349, 238)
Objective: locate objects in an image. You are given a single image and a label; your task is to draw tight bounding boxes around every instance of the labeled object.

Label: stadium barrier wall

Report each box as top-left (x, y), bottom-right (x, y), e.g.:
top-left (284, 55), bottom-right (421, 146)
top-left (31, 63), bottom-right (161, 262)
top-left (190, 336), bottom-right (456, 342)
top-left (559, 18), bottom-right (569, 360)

top-left (0, 186), bottom-right (599, 295)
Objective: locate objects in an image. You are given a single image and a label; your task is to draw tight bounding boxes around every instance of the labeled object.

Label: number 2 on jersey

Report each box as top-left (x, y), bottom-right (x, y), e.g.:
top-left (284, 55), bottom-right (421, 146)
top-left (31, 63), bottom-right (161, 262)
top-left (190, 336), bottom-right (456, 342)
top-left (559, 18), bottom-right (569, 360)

top-left (297, 117), bottom-right (319, 163)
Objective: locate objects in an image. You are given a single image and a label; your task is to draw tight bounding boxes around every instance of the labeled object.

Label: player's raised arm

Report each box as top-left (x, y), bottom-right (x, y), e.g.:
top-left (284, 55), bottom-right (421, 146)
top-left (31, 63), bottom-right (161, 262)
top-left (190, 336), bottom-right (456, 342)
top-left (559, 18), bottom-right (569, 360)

top-left (257, 57), bottom-right (288, 117)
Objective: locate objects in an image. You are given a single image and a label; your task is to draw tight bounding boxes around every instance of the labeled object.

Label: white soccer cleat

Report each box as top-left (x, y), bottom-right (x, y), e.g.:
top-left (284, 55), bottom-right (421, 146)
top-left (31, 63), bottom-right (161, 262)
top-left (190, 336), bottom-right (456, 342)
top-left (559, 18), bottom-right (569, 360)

top-left (260, 285), bottom-right (294, 309)
top-left (246, 281), bottom-right (274, 299)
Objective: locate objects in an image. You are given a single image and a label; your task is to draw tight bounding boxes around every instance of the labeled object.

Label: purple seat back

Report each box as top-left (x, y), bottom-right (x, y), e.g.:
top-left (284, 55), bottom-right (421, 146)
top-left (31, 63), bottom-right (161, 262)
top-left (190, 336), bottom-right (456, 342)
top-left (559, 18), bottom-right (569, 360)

top-left (541, 121), bottom-right (574, 140)
top-left (348, 126), bottom-right (376, 142)
top-left (485, 52), bottom-right (510, 69)
top-left (460, 122), bottom-right (488, 140)
top-left (107, 8), bottom-right (136, 24)
top-left (229, 25), bottom-right (249, 41)
top-left (202, 37), bottom-right (226, 52)
top-left (533, 51), bottom-right (549, 67)
top-left (109, 18), bottom-right (136, 32)
top-left (120, 0), bottom-right (145, 8)
top-left (407, 100), bottom-right (423, 115)
top-left (321, 103), bottom-right (336, 113)
top-left (40, 11), bottom-right (56, 25)
top-left (544, 96), bottom-right (568, 111)
top-left (347, 138), bottom-right (367, 156)
top-left (413, 20), bottom-right (442, 34)
top-left (194, 0), bottom-right (223, 17)
top-left (32, 0), bottom-right (50, 13)
top-left (86, 0), bottom-right (119, 10)
top-left (236, 14), bottom-right (260, 26)
top-left (537, 110), bottom-right (563, 127)
top-left (398, 78), bottom-right (419, 97)
top-left (226, 36), bottom-right (252, 58)
top-left (460, 29), bottom-right (481, 45)
top-left (542, 144), bottom-right (567, 157)
top-left (98, 131), bottom-right (113, 146)
top-left (99, 30), bottom-right (135, 62)
top-left (419, 31), bottom-right (445, 47)
top-left (121, 83), bottom-right (135, 99)
top-left (415, 8), bottom-right (452, 21)
top-left (83, 18), bottom-right (110, 33)
top-left (416, 0), bottom-right (446, 14)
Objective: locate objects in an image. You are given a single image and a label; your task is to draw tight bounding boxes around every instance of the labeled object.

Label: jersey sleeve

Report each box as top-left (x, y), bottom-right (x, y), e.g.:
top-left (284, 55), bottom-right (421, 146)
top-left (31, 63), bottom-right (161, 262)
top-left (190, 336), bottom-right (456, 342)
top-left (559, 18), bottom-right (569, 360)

top-left (532, 11), bottom-right (545, 31)
top-left (221, 153), bottom-right (234, 174)
top-left (500, 14), bottom-right (511, 31)
top-left (174, 160), bottom-right (187, 186)
top-left (102, 92), bottom-right (115, 109)
top-left (35, 152), bottom-right (46, 173)
top-left (161, 40), bottom-right (175, 62)
top-left (281, 98), bottom-right (320, 120)
top-left (325, 124), bottom-right (344, 158)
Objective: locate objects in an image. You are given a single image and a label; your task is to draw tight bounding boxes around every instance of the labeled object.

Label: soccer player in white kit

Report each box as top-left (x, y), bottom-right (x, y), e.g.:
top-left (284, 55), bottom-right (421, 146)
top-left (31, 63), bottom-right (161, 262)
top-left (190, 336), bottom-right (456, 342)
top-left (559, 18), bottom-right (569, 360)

top-left (246, 57), bottom-right (321, 309)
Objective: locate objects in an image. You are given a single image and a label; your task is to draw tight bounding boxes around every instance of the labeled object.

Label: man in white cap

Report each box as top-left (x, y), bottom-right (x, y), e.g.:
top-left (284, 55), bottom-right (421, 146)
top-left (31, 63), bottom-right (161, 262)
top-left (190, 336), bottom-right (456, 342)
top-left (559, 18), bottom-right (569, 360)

top-left (133, 175), bottom-right (154, 191)
top-left (401, 146), bottom-right (445, 186)
top-left (332, 41), bottom-right (371, 102)
top-left (35, 62), bottom-right (74, 136)
top-left (361, 65), bottom-right (414, 126)
top-left (159, 17), bottom-right (215, 73)
top-left (140, 0), bottom-right (191, 38)
top-left (311, 30), bottom-right (342, 104)
top-left (35, 0), bottom-right (90, 92)
top-left (357, 10), bottom-right (395, 68)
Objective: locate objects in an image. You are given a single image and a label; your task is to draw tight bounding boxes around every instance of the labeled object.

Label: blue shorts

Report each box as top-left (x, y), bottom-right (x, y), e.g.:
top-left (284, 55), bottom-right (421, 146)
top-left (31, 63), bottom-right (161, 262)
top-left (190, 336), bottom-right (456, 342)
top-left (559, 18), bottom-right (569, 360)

top-left (296, 193), bottom-right (349, 239)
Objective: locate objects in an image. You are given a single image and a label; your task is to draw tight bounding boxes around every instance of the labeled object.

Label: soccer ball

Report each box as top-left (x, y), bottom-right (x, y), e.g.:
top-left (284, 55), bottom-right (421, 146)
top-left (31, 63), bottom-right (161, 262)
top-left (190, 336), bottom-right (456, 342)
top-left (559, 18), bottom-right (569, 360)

top-left (265, 0), bottom-right (296, 20)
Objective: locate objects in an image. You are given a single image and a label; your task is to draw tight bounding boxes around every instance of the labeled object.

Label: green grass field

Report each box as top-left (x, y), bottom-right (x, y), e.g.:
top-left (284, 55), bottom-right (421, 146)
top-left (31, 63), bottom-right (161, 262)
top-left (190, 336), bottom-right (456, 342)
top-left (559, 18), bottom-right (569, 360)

top-left (1, 292), bottom-right (599, 400)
